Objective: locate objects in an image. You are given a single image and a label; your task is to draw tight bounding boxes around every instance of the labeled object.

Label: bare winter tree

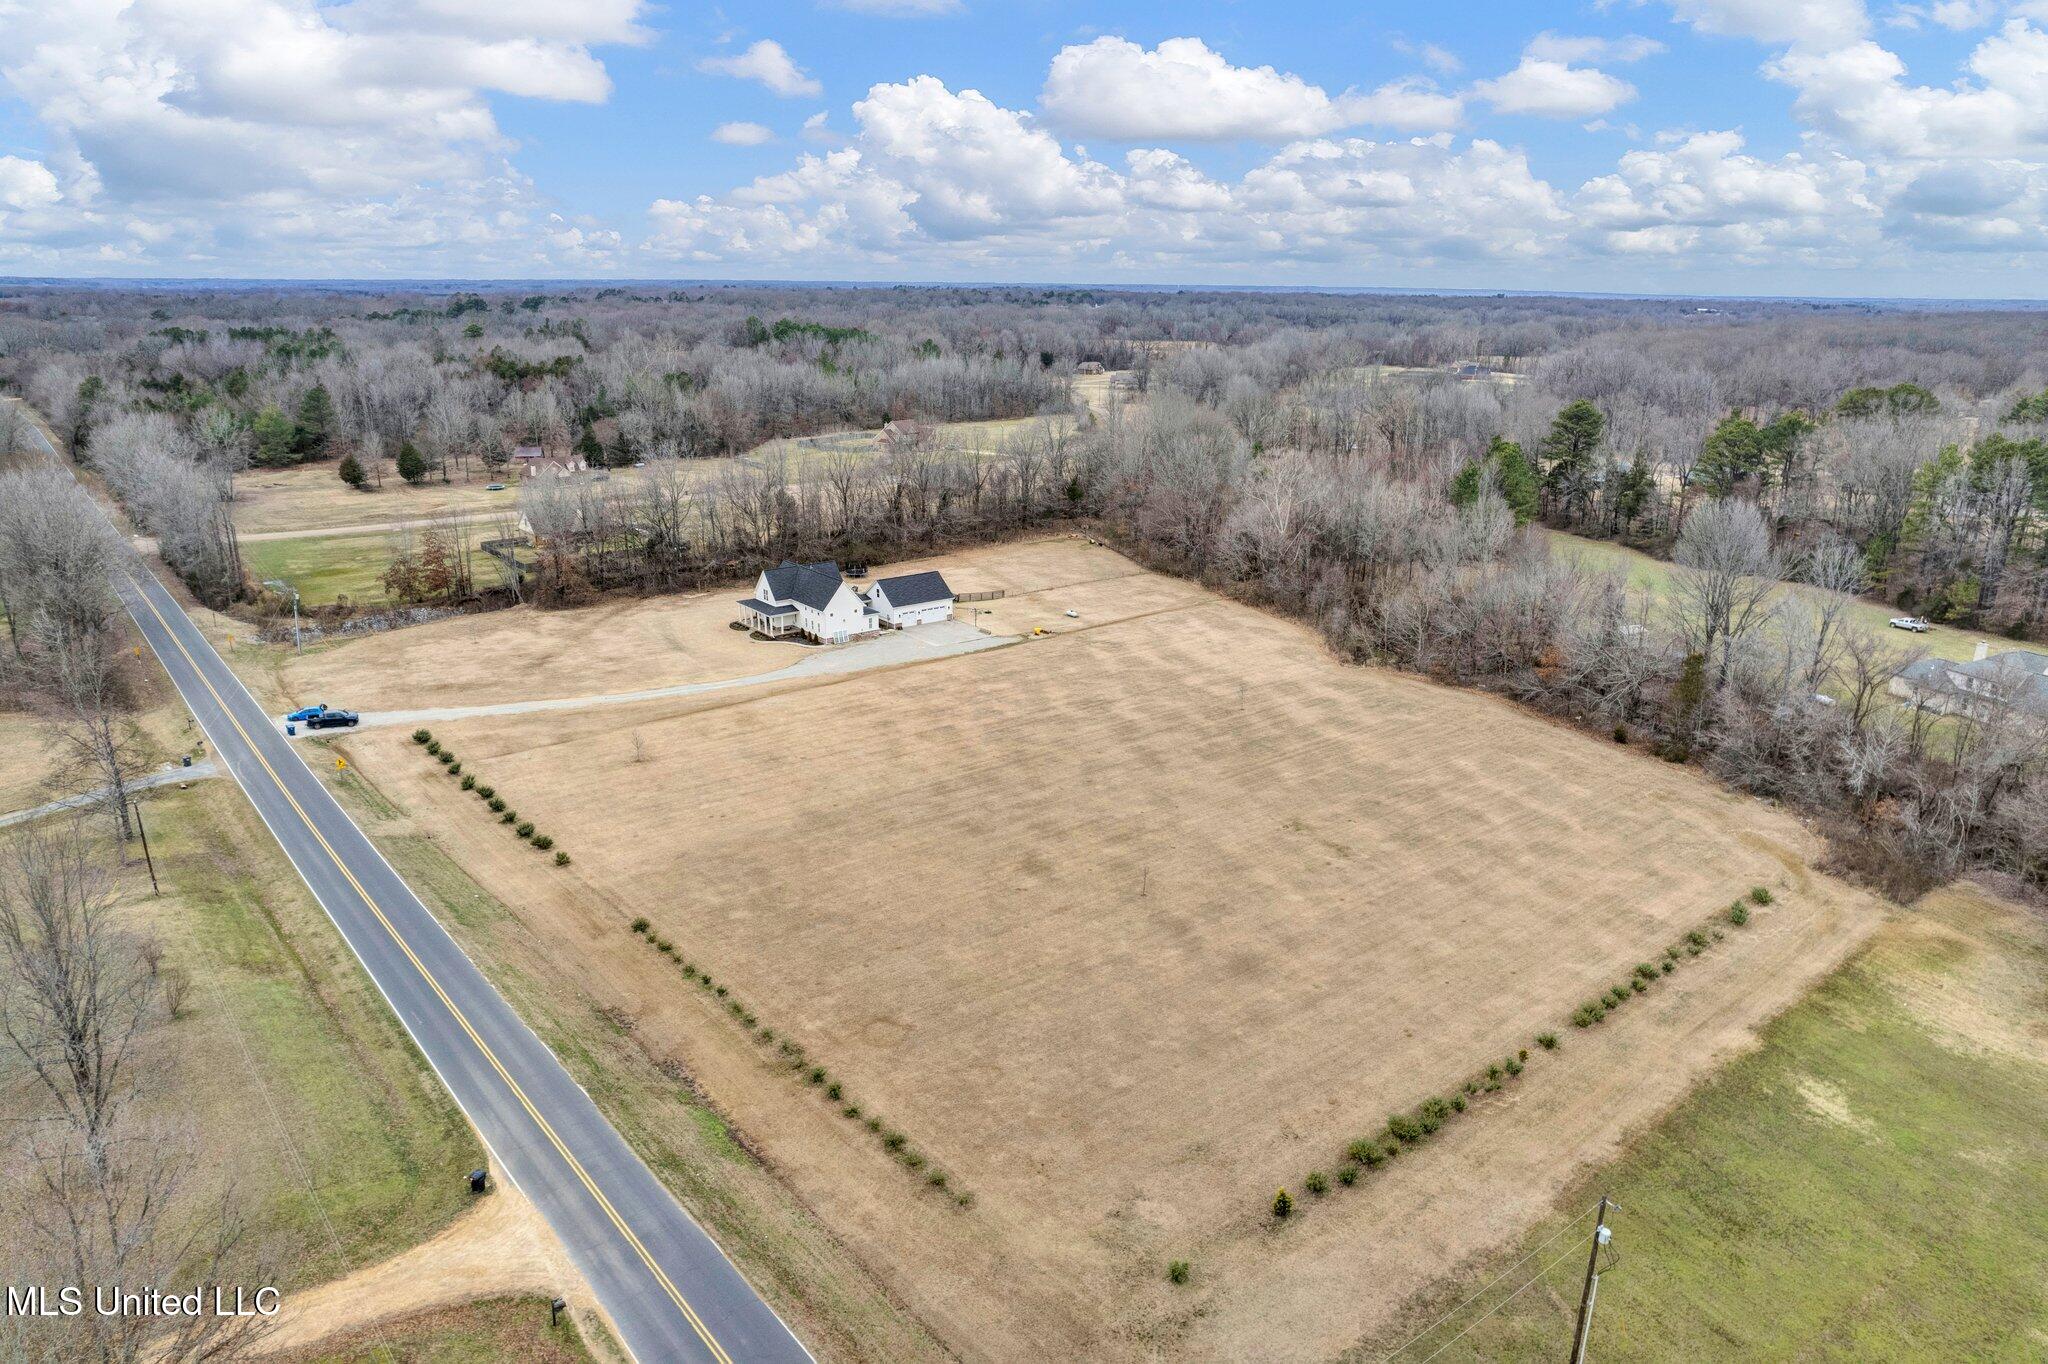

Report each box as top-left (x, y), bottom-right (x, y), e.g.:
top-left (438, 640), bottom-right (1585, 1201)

top-left (5, 1117), bottom-right (276, 1364)
top-left (0, 819), bottom-right (161, 1146)
top-left (1796, 534), bottom-right (1867, 694)
top-left (1672, 499), bottom-right (1781, 689)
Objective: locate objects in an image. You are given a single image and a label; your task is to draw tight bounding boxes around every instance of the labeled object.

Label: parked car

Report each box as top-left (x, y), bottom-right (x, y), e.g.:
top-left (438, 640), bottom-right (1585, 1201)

top-left (304, 710), bottom-right (360, 730)
top-left (1889, 616), bottom-right (1932, 633)
top-left (485, 482), bottom-right (506, 491)
top-left (285, 704), bottom-right (329, 722)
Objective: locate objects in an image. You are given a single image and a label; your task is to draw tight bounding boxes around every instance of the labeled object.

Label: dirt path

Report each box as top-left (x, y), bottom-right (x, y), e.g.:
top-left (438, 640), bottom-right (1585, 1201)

top-left (256, 1179), bottom-right (599, 1356)
top-left (239, 511), bottom-right (489, 543)
top-left (0, 760), bottom-right (219, 830)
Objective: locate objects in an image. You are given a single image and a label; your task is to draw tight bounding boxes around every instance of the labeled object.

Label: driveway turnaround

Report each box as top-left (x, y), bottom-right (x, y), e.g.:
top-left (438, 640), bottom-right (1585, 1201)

top-left (115, 557), bottom-right (811, 1364)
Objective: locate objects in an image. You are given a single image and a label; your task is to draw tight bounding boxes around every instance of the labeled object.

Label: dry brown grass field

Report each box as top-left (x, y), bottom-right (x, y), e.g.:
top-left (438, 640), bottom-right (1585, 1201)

top-left (230, 463), bottom-right (523, 536)
top-left (232, 372), bottom-right (1125, 543)
top-left (322, 538), bottom-right (1887, 1360)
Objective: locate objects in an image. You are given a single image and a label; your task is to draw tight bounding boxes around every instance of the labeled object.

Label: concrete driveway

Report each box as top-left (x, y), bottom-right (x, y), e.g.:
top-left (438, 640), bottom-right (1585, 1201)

top-left (326, 618), bottom-right (1015, 733)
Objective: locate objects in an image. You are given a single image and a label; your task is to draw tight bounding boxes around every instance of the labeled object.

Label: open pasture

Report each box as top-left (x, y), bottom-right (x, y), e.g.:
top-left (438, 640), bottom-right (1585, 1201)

top-left (335, 538), bottom-right (1886, 1358)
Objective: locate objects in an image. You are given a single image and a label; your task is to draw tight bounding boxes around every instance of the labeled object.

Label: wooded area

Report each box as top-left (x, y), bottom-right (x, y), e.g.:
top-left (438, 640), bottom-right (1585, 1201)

top-left (2, 284), bottom-right (2044, 902)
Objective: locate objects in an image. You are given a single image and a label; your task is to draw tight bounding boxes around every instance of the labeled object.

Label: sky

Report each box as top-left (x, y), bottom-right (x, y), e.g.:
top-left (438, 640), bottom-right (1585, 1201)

top-left (2, 0), bottom-right (2048, 295)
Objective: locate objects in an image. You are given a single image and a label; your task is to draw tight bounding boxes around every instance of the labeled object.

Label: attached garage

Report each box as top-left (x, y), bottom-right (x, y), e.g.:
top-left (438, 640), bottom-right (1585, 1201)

top-left (865, 571), bottom-right (955, 629)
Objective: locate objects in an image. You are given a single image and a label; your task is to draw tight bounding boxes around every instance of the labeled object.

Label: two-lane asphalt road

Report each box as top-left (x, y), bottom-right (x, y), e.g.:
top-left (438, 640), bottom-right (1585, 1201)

top-left (115, 559), bottom-right (810, 1364)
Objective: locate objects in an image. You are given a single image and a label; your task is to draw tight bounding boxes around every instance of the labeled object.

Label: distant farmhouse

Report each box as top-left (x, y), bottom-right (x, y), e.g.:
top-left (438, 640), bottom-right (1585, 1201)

top-left (738, 561), bottom-right (954, 644)
top-left (1891, 642), bottom-right (2048, 719)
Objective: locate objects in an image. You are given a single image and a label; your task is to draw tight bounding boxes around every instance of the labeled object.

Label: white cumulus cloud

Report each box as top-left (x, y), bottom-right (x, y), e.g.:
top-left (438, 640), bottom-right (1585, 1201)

top-left (1475, 57), bottom-right (1638, 118)
top-left (712, 121), bottom-right (776, 146)
top-left (697, 39), bottom-right (821, 98)
top-left (1041, 36), bottom-right (1460, 141)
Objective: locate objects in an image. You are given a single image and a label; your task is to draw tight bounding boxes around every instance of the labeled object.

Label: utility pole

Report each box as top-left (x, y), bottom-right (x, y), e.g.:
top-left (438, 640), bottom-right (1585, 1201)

top-left (134, 800), bottom-right (160, 897)
top-left (1569, 1196), bottom-right (1614, 1364)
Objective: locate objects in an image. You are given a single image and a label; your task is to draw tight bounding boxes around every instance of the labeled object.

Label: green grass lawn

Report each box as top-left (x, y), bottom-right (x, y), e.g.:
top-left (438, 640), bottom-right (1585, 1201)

top-left (244, 530), bottom-right (404, 608)
top-left (1548, 531), bottom-right (1992, 665)
top-left (1380, 886), bottom-right (2048, 1361)
top-left (146, 782), bottom-right (480, 1285)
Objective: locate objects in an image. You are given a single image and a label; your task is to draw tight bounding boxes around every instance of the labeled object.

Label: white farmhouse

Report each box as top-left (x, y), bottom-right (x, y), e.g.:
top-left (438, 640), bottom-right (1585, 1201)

top-left (738, 561), bottom-right (878, 644)
top-left (865, 570), bottom-right (955, 628)
top-left (737, 561), bottom-right (955, 642)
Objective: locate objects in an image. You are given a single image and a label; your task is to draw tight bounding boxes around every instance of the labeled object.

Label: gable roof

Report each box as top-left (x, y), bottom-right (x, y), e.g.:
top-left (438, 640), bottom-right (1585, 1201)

top-left (761, 560), bottom-right (845, 611)
top-left (871, 570), bottom-right (952, 607)
top-left (1901, 650), bottom-right (2048, 714)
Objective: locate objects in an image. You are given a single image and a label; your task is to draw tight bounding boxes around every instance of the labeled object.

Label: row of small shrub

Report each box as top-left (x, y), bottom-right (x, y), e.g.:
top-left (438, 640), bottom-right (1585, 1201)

top-left (1570, 887), bottom-right (1770, 1029)
top-left (1272, 1043), bottom-right (1545, 1223)
top-left (626, 918), bottom-right (970, 1208)
top-left (1262, 885), bottom-right (1780, 1231)
top-left (415, 729), bottom-right (571, 866)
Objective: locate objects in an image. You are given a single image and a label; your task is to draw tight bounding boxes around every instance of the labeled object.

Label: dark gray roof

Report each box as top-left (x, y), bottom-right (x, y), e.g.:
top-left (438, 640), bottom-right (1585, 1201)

top-left (1900, 651), bottom-right (2048, 714)
top-left (871, 570), bottom-right (953, 607)
top-left (738, 597), bottom-right (794, 616)
top-left (760, 560), bottom-right (844, 611)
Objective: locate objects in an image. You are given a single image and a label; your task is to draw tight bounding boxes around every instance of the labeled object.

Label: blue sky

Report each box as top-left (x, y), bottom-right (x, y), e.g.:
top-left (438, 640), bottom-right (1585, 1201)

top-left (3, 0), bottom-right (2047, 294)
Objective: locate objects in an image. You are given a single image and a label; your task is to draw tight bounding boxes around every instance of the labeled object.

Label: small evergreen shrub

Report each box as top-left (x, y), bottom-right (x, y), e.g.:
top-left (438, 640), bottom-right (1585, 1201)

top-left (1660, 960), bottom-right (1675, 974)
top-left (488, 797), bottom-right (506, 812)
top-left (1305, 1170), bottom-right (1329, 1196)
top-left (1505, 1057), bottom-right (1524, 1076)
top-left (842, 1104), bottom-right (860, 1118)
top-left (928, 1170), bottom-right (948, 1189)
top-left (412, 729), bottom-right (432, 744)
top-left (1572, 1003), bottom-right (1605, 1027)
top-left (532, 834), bottom-right (554, 850)
top-left (1386, 1113), bottom-right (1425, 1144)
top-left (1613, 723), bottom-right (1628, 744)
top-left (1272, 1188), bottom-right (1293, 1219)
top-left (1630, 978), bottom-right (1648, 994)
top-left (1537, 1031), bottom-right (1559, 1049)
top-left (446, 761), bottom-right (461, 775)
top-left (1634, 963), bottom-right (1659, 981)
top-left (1450, 1094), bottom-right (1467, 1113)
top-left (500, 811), bottom-right (517, 824)
top-left (1750, 886), bottom-right (1773, 905)
top-left (826, 1082), bottom-right (842, 1100)
top-left (1346, 1139), bottom-right (1377, 1164)
top-left (1687, 929), bottom-right (1710, 948)
top-left (1728, 902), bottom-right (1749, 926)
top-left (808, 1067), bottom-right (826, 1085)
top-left (555, 851), bottom-right (571, 866)
top-left (425, 740), bottom-right (441, 755)
top-left (1338, 1165), bottom-right (1358, 1186)
top-left (630, 917), bottom-right (649, 933)
top-left (461, 774), bottom-right (475, 790)
top-left (437, 751), bottom-right (454, 766)
top-left (516, 821), bottom-right (535, 837)
top-left (1168, 1260), bottom-right (1191, 1285)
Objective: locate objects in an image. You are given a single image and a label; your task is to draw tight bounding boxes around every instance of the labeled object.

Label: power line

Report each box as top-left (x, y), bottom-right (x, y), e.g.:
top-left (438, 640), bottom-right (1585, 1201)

top-left (1382, 1198), bottom-right (1607, 1361)
top-left (1412, 1239), bottom-right (1589, 1364)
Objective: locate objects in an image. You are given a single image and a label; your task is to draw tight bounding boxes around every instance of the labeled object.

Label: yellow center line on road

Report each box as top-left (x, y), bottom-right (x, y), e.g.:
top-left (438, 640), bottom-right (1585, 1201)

top-left (127, 573), bottom-right (737, 1364)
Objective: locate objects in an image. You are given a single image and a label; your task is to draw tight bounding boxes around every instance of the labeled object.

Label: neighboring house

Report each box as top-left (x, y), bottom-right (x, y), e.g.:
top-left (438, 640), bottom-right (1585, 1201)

top-left (878, 419), bottom-right (933, 453)
top-left (866, 570), bottom-right (954, 628)
top-left (1890, 642), bottom-right (2048, 718)
top-left (1076, 359), bottom-right (1106, 374)
top-left (1452, 361), bottom-right (1496, 380)
top-left (737, 561), bottom-right (955, 642)
top-left (510, 444), bottom-right (584, 477)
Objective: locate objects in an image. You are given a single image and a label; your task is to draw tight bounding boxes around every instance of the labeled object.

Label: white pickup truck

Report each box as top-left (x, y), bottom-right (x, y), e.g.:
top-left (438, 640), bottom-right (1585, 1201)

top-left (1889, 616), bottom-right (1932, 633)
